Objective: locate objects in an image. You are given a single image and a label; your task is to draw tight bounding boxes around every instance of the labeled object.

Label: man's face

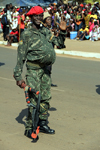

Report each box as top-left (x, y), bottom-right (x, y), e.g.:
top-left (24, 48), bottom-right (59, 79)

top-left (7, 5), bottom-right (10, 10)
top-left (32, 13), bottom-right (43, 25)
top-left (45, 17), bottom-right (51, 26)
top-left (13, 29), bottom-right (16, 32)
top-left (85, 11), bottom-right (88, 16)
top-left (82, 26), bottom-right (85, 29)
top-left (10, 4), bottom-right (12, 8)
top-left (92, 11), bottom-right (95, 15)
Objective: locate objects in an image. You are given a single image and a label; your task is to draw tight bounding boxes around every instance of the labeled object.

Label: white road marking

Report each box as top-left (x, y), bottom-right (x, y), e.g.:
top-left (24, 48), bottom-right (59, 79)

top-left (51, 88), bottom-right (65, 92)
top-left (0, 76), bottom-right (15, 82)
top-left (55, 49), bottom-right (100, 59)
top-left (0, 76), bottom-right (65, 92)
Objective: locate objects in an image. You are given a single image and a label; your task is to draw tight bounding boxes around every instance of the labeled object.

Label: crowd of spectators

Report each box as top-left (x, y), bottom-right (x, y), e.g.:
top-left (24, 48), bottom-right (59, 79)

top-left (0, 1), bottom-right (100, 46)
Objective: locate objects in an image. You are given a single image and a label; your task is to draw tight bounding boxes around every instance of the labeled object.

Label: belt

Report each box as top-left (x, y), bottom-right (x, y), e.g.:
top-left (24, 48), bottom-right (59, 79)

top-left (26, 61), bottom-right (45, 68)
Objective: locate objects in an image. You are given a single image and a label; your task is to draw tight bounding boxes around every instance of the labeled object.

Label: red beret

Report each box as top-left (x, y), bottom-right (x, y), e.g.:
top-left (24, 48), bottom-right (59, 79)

top-left (26, 6), bottom-right (44, 16)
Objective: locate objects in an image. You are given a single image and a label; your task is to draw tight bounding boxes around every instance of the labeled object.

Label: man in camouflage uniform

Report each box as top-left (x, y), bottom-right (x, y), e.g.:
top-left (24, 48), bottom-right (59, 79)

top-left (13, 6), bottom-right (66, 139)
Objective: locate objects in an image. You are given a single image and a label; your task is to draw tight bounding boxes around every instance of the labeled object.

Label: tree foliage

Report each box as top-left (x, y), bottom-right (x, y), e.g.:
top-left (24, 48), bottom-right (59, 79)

top-left (69, 0), bottom-right (100, 4)
top-left (74, 0), bottom-right (84, 2)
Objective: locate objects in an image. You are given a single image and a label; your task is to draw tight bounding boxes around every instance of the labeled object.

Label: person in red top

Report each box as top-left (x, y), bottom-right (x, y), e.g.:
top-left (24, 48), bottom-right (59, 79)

top-left (6, 27), bottom-right (19, 46)
top-left (18, 9), bottom-right (25, 36)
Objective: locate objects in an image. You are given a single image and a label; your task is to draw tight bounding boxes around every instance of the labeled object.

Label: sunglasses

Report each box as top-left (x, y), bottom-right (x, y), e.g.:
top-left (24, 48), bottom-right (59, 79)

top-left (34, 14), bottom-right (44, 18)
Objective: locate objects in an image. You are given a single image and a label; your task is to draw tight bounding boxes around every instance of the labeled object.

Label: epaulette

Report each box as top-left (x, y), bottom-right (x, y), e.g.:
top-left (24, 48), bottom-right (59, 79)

top-left (49, 34), bottom-right (54, 41)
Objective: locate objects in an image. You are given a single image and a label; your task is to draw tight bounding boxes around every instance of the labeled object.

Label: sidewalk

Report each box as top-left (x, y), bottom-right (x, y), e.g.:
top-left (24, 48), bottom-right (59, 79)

top-left (0, 33), bottom-right (100, 59)
top-left (56, 38), bottom-right (100, 59)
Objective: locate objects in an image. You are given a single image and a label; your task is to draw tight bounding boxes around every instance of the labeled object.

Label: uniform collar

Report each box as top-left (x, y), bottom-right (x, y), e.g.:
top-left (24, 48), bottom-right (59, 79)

top-left (29, 25), bottom-right (43, 34)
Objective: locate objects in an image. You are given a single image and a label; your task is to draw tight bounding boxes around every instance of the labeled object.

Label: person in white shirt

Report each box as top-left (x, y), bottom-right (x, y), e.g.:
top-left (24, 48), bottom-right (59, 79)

top-left (0, 15), bottom-right (3, 33)
top-left (64, 11), bottom-right (71, 25)
top-left (6, 4), bottom-right (12, 24)
top-left (11, 6), bottom-right (19, 31)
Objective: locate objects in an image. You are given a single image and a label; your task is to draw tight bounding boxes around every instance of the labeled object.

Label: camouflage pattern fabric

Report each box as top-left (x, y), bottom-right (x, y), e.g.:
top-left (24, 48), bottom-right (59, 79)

top-left (13, 25), bottom-right (66, 131)
top-left (25, 68), bottom-right (51, 130)
top-left (13, 25), bottom-right (66, 81)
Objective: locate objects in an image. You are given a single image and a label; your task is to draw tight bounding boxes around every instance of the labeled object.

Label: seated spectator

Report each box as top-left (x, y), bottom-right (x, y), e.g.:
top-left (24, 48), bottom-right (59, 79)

top-left (75, 10), bottom-right (83, 31)
top-left (89, 17), bottom-right (94, 40)
top-left (90, 10), bottom-right (98, 20)
top-left (90, 21), bottom-right (99, 41)
top-left (83, 10), bottom-right (90, 28)
top-left (6, 26), bottom-right (19, 46)
top-left (75, 24), bottom-right (89, 41)
top-left (98, 24), bottom-right (100, 40)
top-left (70, 19), bottom-right (75, 31)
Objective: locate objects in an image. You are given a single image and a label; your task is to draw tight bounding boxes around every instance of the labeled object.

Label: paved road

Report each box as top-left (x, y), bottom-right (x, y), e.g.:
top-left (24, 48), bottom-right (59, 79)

top-left (0, 47), bottom-right (100, 150)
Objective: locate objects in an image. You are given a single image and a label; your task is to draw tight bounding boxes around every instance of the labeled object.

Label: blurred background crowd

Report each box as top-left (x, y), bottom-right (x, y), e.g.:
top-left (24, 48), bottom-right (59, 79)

top-left (0, 0), bottom-right (100, 46)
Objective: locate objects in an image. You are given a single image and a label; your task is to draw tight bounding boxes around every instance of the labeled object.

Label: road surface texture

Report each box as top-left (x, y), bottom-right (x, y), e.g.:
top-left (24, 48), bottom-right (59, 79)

top-left (0, 46), bottom-right (100, 150)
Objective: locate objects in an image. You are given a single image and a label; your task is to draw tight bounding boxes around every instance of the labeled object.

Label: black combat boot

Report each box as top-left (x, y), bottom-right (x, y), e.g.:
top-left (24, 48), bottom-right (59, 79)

top-left (51, 83), bottom-right (57, 87)
top-left (24, 129), bottom-right (39, 142)
top-left (39, 120), bottom-right (55, 134)
top-left (24, 129), bottom-right (32, 139)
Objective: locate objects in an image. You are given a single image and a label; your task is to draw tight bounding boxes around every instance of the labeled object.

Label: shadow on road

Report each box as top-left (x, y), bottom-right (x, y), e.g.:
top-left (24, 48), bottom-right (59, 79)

top-left (15, 108), bottom-right (28, 125)
top-left (96, 85), bottom-right (100, 95)
top-left (15, 107), bottom-right (57, 125)
top-left (49, 107), bottom-right (57, 111)
top-left (0, 62), bottom-right (5, 66)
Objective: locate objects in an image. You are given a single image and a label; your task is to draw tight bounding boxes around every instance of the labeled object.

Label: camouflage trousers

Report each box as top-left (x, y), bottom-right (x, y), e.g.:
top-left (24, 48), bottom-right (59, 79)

top-left (25, 67), bottom-right (51, 131)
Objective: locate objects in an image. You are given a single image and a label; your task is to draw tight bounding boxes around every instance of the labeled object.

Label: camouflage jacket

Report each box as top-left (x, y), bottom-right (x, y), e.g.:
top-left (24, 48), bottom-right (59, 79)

top-left (13, 25), bottom-right (66, 81)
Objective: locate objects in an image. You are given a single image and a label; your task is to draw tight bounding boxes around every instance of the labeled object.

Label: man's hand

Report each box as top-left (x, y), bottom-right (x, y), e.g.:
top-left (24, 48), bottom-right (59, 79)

top-left (57, 21), bottom-right (67, 31)
top-left (16, 79), bottom-right (25, 88)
